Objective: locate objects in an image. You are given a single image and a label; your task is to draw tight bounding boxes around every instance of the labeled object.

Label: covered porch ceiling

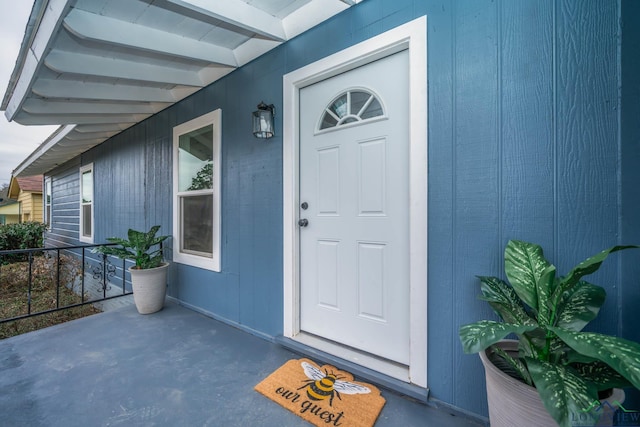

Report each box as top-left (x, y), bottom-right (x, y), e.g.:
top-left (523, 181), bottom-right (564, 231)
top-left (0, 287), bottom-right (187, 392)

top-left (2, 0), bottom-right (360, 176)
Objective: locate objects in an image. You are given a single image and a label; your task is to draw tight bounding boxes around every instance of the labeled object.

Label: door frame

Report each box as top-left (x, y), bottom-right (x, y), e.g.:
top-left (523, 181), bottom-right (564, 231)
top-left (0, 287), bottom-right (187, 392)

top-left (283, 16), bottom-right (428, 388)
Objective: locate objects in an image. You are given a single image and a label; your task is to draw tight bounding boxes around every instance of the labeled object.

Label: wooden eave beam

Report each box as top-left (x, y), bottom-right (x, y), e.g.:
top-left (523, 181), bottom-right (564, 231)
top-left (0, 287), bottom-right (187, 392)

top-left (14, 112), bottom-right (148, 125)
top-left (165, 0), bottom-right (287, 41)
top-left (45, 51), bottom-right (210, 87)
top-left (22, 98), bottom-right (169, 115)
top-left (31, 79), bottom-right (180, 103)
top-left (63, 9), bottom-right (239, 67)
top-left (64, 131), bottom-right (120, 141)
top-left (73, 123), bottom-right (132, 133)
top-left (282, 0), bottom-right (350, 39)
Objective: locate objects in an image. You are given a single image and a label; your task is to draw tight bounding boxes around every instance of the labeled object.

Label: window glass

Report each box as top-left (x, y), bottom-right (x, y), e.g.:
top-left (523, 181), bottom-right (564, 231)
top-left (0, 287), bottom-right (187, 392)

top-left (82, 170), bottom-right (92, 203)
top-left (181, 195), bottom-right (213, 256)
top-left (178, 125), bottom-right (213, 192)
top-left (350, 91), bottom-right (370, 115)
top-left (361, 97), bottom-right (383, 119)
top-left (329, 94), bottom-right (348, 119)
top-left (173, 110), bottom-right (221, 272)
top-left (45, 178), bottom-right (52, 228)
top-left (79, 164), bottom-right (93, 242)
top-left (82, 205), bottom-right (92, 237)
top-left (319, 89), bottom-right (385, 131)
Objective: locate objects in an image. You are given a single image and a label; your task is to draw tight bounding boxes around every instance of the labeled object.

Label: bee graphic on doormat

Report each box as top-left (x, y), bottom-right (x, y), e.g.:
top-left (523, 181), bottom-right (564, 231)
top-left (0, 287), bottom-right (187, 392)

top-left (298, 361), bottom-right (371, 406)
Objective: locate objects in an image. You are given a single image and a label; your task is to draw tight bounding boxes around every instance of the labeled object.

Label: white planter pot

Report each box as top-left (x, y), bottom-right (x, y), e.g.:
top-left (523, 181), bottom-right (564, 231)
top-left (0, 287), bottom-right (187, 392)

top-left (129, 262), bottom-right (169, 314)
top-left (480, 340), bottom-right (624, 427)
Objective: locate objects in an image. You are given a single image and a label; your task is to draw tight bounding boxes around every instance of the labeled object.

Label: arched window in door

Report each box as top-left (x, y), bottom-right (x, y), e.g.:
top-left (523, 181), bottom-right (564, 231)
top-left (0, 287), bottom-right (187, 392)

top-left (318, 89), bottom-right (385, 132)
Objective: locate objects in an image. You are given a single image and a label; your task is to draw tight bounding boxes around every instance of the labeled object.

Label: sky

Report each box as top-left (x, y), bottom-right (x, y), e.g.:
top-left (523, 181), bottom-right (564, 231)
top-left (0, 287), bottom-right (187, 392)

top-left (0, 1), bottom-right (58, 187)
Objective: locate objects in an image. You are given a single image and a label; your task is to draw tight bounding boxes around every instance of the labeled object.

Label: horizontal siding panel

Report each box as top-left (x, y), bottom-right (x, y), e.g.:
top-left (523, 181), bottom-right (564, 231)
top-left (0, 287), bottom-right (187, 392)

top-left (47, 159), bottom-right (81, 247)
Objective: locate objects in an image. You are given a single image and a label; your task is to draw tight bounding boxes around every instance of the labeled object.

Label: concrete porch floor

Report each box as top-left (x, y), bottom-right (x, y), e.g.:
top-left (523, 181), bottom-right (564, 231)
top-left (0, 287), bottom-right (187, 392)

top-left (0, 302), bottom-right (484, 426)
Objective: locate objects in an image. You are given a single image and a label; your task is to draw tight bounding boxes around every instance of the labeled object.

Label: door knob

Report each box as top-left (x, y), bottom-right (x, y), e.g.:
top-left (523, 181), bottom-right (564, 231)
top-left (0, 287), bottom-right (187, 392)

top-left (298, 218), bottom-right (309, 227)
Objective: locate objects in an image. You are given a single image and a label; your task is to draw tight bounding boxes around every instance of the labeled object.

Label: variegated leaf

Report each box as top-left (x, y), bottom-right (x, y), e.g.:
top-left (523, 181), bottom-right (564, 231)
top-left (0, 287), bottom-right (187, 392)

top-left (478, 276), bottom-right (536, 326)
top-left (572, 361), bottom-right (632, 390)
top-left (555, 281), bottom-right (605, 332)
top-left (550, 327), bottom-right (640, 390)
top-left (553, 245), bottom-right (638, 303)
top-left (458, 320), bottom-right (537, 354)
top-left (527, 357), bottom-right (597, 427)
top-left (490, 346), bottom-right (533, 386)
top-left (535, 265), bottom-right (556, 327)
top-left (504, 240), bottom-right (552, 313)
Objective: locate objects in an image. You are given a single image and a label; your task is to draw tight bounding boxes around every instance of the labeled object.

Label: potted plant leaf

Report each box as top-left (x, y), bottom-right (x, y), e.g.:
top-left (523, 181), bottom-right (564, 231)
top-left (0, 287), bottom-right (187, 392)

top-left (459, 239), bottom-right (640, 427)
top-left (94, 225), bottom-right (170, 314)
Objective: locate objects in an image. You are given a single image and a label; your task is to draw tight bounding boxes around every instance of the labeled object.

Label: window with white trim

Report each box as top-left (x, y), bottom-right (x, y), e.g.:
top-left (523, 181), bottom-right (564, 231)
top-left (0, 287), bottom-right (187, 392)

top-left (44, 177), bottom-right (52, 229)
top-left (172, 110), bottom-right (221, 272)
top-left (318, 88), bottom-right (385, 132)
top-left (79, 163), bottom-right (94, 243)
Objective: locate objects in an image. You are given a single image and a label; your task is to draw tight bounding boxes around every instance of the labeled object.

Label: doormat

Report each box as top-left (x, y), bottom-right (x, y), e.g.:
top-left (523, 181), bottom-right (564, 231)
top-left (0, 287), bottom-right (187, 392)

top-left (255, 358), bottom-right (385, 427)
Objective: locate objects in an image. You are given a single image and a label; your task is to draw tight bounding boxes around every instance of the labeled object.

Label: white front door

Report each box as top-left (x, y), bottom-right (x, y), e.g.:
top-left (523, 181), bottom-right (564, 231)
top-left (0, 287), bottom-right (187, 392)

top-left (298, 50), bottom-right (410, 364)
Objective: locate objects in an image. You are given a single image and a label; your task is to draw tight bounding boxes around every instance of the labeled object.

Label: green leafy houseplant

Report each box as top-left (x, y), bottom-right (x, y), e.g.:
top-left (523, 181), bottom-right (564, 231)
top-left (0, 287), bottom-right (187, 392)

top-left (459, 240), bottom-right (640, 427)
top-left (93, 225), bottom-right (169, 269)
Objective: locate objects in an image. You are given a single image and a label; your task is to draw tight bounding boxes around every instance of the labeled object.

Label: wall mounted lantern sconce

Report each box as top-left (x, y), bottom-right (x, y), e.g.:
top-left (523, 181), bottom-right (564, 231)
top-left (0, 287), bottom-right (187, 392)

top-left (252, 101), bottom-right (275, 139)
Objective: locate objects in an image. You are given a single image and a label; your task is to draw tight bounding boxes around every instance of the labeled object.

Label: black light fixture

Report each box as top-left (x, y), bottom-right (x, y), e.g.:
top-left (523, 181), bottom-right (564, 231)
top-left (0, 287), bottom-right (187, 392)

top-left (252, 101), bottom-right (275, 139)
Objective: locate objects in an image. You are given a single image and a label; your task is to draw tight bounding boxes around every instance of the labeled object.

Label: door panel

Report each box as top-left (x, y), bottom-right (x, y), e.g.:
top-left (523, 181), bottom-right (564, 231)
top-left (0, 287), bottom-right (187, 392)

top-left (298, 50), bottom-right (410, 364)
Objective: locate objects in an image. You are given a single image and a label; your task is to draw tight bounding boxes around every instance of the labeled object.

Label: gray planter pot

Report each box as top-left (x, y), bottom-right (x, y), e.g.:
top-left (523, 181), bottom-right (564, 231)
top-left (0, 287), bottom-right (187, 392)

top-left (479, 340), bottom-right (624, 427)
top-left (129, 262), bottom-right (169, 314)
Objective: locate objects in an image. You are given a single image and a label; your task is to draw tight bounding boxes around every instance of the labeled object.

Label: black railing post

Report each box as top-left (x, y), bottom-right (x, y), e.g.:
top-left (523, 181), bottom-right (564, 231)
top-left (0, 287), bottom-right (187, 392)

top-left (27, 252), bottom-right (34, 315)
top-left (122, 259), bottom-right (126, 294)
top-left (56, 249), bottom-right (61, 309)
top-left (102, 254), bottom-right (108, 298)
top-left (81, 248), bottom-right (86, 304)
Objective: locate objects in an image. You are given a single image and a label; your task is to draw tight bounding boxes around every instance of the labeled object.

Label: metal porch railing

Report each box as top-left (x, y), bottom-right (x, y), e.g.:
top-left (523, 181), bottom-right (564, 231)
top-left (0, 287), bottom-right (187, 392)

top-left (0, 244), bottom-right (131, 324)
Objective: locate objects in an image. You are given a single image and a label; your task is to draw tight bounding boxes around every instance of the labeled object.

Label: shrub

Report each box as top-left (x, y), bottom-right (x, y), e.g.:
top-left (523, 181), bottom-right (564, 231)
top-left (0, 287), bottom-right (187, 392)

top-left (0, 222), bottom-right (47, 264)
top-left (0, 222), bottom-right (47, 251)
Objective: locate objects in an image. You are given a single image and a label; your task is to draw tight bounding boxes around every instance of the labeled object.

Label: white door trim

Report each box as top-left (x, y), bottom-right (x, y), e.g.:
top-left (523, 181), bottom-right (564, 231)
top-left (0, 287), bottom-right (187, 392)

top-left (283, 16), bottom-right (428, 388)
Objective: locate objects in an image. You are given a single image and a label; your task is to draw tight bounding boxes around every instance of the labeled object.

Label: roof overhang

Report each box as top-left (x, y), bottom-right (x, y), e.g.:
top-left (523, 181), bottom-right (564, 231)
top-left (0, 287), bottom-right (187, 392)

top-left (3, 0), bottom-right (360, 176)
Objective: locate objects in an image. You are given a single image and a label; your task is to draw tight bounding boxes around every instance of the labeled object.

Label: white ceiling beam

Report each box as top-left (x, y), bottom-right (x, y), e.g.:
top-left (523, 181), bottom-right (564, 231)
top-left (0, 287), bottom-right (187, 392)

top-left (169, 86), bottom-right (201, 101)
top-left (234, 38), bottom-right (282, 68)
top-left (63, 9), bottom-right (238, 67)
top-left (283, 0), bottom-right (350, 39)
top-left (74, 123), bottom-right (133, 133)
top-left (45, 51), bottom-right (207, 87)
top-left (14, 112), bottom-right (149, 126)
top-left (197, 66), bottom-right (237, 86)
top-left (64, 131), bottom-right (120, 141)
top-left (166, 0), bottom-right (287, 41)
top-left (22, 99), bottom-right (168, 115)
top-left (32, 79), bottom-right (179, 103)
top-left (58, 138), bottom-right (109, 147)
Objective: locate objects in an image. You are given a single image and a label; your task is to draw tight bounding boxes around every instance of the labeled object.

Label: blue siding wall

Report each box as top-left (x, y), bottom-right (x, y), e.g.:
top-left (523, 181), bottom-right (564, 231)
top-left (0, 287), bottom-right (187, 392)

top-left (45, 0), bottom-right (640, 418)
top-left (620, 0), bottom-right (640, 408)
top-left (46, 158), bottom-right (81, 247)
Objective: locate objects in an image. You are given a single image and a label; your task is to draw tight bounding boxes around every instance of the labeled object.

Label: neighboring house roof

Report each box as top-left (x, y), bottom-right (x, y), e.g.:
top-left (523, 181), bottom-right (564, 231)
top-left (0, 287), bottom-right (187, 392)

top-left (1, 0), bottom-right (361, 177)
top-left (0, 186), bottom-right (15, 207)
top-left (8, 175), bottom-right (43, 199)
